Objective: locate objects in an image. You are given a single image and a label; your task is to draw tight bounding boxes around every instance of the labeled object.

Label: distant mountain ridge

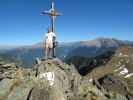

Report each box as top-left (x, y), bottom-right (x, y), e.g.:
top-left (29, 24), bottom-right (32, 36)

top-left (66, 38), bottom-right (133, 58)
top-left (0, 38), bottom-right (133, 67)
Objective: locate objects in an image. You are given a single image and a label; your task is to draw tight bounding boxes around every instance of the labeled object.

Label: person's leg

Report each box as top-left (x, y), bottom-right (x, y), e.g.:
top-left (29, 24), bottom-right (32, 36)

top-left (49, 48), bottom-right (51, 58)
top-left (45, 46), bottom-right (48, 59)
top-left (51, 43), bottom-right (55, 58)
top-left (48, 47), bottom-right (51, 59)
top-left (48, 43), bottom-right (53, 58)
top-left (52, 42), bottom-right (55, 58)
top-left (50, 48), bottom-right (54, 59)
top-left (53, 47), bottom-right (56, 58)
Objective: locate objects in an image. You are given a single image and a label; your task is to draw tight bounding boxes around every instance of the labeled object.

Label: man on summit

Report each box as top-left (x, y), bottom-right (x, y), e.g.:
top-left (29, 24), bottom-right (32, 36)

top-left (44, 28), bottom-right (56, 59)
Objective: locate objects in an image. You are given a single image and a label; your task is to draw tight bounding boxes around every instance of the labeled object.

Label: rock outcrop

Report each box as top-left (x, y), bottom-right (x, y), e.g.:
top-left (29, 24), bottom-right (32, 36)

top-left (0, 46), bottom-right (133, 100)
top-left (86, 46), bottom-right (133, 99)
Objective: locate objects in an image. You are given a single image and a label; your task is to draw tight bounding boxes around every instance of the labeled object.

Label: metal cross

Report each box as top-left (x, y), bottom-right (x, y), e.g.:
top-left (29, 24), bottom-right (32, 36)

top-left (41, 0), bottom-right (62, 58)
top-left (41, 0), bottom-right (62, 32)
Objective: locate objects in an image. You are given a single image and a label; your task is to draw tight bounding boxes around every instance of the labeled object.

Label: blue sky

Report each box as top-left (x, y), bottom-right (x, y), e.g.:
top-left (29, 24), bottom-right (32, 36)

top-left (0, 0), bottom-right (133, 45)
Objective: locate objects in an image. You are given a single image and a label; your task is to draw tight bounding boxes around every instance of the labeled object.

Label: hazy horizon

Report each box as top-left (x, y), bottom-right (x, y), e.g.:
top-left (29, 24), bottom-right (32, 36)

top-left (0, 37), bottom-right (133, 47)
top-left (0, 0), bottom-right (133, 45)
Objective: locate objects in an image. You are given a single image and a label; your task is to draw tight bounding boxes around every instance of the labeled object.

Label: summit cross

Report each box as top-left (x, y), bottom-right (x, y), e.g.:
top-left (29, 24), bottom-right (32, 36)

top-left (41, 0), bottom-right (62, 32)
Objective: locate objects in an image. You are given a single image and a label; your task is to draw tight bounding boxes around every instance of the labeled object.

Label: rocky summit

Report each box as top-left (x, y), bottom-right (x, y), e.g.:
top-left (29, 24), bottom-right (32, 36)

top-left (0, 46), bottom-right (133, 100)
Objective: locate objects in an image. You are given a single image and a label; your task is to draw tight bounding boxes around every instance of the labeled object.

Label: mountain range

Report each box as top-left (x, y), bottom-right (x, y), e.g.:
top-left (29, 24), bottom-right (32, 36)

top-left (0, 38), bottom-right (133, 67)
top-left (0, 38), bottom-right (133, 99)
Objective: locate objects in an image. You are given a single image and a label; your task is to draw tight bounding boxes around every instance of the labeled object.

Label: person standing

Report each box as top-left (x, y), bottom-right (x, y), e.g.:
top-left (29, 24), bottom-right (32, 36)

top-left (44, 28), bottom-right (56, 59)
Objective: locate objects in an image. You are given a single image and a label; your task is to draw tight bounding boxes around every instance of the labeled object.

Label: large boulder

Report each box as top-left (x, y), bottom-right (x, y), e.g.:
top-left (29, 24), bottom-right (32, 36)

top-left (29, 58), bottom-right (81, 100)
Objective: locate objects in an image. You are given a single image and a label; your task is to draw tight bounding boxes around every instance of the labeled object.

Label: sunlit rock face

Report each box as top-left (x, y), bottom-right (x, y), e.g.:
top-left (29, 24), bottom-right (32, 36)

top-left (85, 46), bottom-right (133, 99)
top-left (30, 58), bottom-right (130, 100)
top-left (26, 58), bottom-right (82, 100)
top-left (39, 72), bottom-right (55, 86)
